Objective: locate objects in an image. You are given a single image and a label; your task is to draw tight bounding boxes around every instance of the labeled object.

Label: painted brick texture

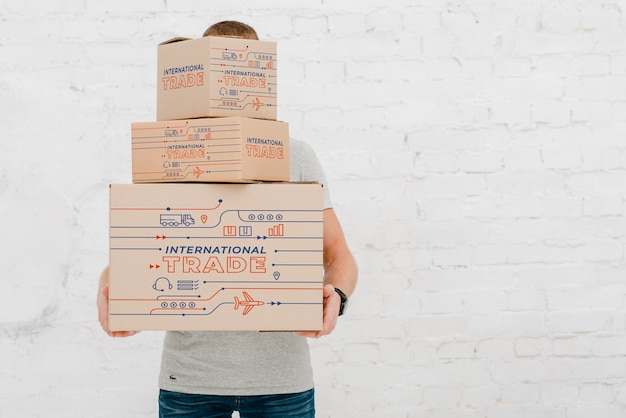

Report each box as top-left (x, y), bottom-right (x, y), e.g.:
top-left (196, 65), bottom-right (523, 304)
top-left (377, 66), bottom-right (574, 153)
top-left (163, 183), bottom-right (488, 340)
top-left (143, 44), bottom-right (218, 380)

top-left (1, 0), bottom-right (626, 417)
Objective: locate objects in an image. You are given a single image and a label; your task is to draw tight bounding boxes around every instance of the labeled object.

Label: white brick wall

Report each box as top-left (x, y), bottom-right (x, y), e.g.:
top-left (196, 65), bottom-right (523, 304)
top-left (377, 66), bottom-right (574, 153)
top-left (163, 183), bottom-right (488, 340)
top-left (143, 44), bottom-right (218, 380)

top-left (1, 0), bottom-right (626, 416)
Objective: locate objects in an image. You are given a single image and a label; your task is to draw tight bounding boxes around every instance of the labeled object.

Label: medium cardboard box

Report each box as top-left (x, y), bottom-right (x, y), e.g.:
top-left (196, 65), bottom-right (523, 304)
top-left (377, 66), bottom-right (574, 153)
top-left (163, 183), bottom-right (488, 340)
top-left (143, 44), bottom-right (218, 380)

top-left (109, 183), bottom-right (324, 331)
top-left (131, 117), bottom-right (289, 183)
top-left (157, 36), bottom-right (277, 121)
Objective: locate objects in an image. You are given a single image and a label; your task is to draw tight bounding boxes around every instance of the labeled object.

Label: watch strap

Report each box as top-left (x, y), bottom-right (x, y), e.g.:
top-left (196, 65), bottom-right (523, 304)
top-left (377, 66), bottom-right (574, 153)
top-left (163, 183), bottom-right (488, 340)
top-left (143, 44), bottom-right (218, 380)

top-left (334, 287), bottom-right (348, 316)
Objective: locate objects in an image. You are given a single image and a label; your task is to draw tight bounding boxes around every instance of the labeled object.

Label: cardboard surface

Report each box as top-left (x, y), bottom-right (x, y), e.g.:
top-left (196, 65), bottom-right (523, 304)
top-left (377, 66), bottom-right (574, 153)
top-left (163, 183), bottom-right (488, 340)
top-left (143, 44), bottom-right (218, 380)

top-left (157, 36), bottom-right (277, 121)
top-left (131, 117), bottom-right (289, 183)
top-left (109, 183), bottom-right (324, 331)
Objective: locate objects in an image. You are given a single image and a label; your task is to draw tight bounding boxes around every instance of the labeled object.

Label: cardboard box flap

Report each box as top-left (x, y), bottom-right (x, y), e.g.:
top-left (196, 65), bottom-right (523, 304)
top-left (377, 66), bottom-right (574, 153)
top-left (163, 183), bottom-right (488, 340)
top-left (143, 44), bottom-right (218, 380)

top-left (159, 35), bottom-right (251, 46)
top-left (159, 36), bottom-right (192, 46)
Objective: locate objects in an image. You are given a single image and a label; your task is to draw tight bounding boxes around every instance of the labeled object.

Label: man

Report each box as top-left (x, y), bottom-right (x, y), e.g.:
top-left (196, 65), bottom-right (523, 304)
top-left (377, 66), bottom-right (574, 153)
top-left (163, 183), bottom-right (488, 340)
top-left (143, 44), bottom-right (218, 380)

top-left (97, 21), bottom-right (358, 417)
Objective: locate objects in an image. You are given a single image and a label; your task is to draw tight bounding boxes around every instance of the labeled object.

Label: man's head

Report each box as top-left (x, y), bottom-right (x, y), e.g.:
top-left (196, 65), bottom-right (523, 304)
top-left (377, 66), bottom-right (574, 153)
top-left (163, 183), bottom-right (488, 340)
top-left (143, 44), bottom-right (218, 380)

top-left (203, 21), bottom-right (258, 40)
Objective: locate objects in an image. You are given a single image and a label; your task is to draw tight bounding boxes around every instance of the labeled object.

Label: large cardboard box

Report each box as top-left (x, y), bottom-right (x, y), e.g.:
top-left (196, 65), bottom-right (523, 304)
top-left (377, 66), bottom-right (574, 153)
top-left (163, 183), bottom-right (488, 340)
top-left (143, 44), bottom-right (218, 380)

top-left (109, 183), bottom-right (324, 331)
top-left (157, 36), bottom-right (277, 121)
top-left (131, 117), bottom-right (289, 183)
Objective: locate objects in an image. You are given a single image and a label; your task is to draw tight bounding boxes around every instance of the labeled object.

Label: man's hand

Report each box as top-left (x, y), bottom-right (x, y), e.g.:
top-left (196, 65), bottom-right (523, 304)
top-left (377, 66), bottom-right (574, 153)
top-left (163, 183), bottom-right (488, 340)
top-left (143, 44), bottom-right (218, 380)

top-left (297, 284), bottom-right (340, 339)
top-left (97, 267), bottom-right (140, 338)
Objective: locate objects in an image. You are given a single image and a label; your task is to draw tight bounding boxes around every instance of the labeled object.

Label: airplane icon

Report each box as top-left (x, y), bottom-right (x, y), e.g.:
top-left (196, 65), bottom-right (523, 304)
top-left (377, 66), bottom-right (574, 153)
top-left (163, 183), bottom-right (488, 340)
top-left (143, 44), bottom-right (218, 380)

top-left (234, 292), bottom-right (265, 315)
top-left (251, 97), bottom-right (265, 111)
top-left (193, 166), bottom-right (203, 178)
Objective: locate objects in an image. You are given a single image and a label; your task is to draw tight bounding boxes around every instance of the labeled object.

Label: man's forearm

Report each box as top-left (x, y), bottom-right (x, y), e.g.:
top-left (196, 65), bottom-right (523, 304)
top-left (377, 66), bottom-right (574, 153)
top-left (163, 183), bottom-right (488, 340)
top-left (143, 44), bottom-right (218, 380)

top-left (324, 251), bottom-right (358, 297)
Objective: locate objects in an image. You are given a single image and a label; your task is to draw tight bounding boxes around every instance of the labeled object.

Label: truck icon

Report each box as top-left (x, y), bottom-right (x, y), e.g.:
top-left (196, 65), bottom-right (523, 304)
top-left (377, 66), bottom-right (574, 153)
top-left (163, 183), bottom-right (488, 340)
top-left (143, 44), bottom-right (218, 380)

top-left (222, 52), bottom-right (237, 60)
top-left (160, 214), bottom-right (195, 227)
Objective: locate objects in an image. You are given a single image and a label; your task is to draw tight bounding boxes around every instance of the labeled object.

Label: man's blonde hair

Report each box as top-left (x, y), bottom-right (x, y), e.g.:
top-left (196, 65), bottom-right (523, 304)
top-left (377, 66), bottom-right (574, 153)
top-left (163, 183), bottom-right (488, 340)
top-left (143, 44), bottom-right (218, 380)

top-left (203, 21), bottom-right (259, 40)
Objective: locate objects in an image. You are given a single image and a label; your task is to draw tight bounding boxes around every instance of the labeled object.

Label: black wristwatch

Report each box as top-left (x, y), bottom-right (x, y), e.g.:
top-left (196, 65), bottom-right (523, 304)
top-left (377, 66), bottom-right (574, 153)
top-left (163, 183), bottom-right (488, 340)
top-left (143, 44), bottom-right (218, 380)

top-left (334, 287), bottom-right (348, 316)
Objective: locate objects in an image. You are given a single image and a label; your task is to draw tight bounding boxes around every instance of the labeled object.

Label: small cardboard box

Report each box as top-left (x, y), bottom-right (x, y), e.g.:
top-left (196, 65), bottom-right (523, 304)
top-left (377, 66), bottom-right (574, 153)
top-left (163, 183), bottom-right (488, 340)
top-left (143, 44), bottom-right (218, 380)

top-left (131, 117), bottom-right (289, 183)
top-left (157, 36), bottom-right (277, 121)
top-left (109, 183), bottom-right (324, 331)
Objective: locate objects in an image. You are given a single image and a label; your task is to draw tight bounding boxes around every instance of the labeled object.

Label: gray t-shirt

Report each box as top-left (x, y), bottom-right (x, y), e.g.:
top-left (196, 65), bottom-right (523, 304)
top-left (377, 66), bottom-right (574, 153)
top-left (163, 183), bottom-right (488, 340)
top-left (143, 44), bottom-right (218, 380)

top-left (158, 139), bottom-right (331, 396)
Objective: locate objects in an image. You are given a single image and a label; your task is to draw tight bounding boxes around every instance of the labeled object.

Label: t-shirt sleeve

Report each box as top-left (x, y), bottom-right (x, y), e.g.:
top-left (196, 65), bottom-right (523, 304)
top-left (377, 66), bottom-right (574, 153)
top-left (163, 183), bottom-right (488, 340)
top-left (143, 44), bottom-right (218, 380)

top-left (289, 139), bottom-right (332, 209)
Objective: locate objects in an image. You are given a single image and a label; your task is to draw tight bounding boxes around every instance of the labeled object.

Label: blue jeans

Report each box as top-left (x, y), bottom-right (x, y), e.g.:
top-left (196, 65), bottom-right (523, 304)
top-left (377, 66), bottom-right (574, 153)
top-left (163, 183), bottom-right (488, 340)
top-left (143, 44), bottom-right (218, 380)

top-left (159, 388), bottom-right (315, 417)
